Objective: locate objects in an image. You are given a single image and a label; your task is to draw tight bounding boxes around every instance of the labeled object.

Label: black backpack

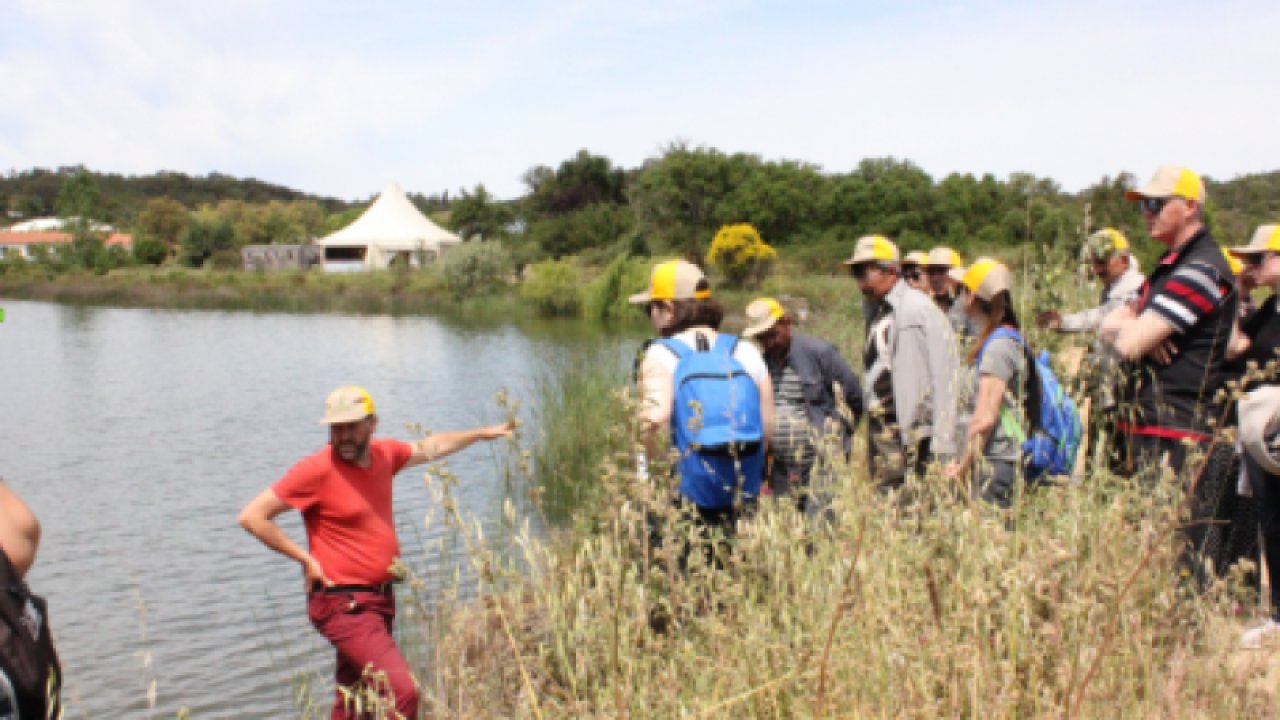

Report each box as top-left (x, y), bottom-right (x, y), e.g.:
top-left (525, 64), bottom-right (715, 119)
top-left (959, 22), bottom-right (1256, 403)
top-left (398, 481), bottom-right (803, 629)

top-left (0, 550), bottom-right (61, 719)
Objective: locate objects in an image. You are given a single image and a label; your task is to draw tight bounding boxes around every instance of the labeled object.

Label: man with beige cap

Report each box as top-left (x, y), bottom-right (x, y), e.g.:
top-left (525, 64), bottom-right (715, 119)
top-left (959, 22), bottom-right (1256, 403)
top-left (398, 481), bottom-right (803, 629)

top-left (238, 386), bottom-right (512, 719)
top-left (742, 297), bottom-right (862, 514)
top-left (844, 235), bottom-right (959, 488)
top-left (1226, 224), bottom-right (1280, 646)
top-left (1099, 165), bottom-right (1239, 474)
top-left (923, 246), bottom-right (977, 341)
top-left (1037, 228), bottom-right (1145, 334)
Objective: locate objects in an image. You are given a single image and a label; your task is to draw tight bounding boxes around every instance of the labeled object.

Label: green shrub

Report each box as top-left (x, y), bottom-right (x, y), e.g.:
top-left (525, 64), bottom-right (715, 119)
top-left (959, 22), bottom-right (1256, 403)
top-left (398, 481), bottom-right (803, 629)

top-left (519, 259), bottom-right (583, 316)
top-left (440, 240), bottom-right (513, 299)
top-left (132, 236), bottom-right (169, 266)
top-left (584, 255), bottom-right (651, 322)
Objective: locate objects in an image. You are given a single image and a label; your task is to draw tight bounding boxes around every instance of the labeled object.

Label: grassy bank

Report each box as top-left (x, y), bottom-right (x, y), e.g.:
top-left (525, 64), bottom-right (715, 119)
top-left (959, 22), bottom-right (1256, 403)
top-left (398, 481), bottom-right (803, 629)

top-left (407, 403), bottom-right (1275, 718)
top-left (0, 266), bottom-right (536, 319)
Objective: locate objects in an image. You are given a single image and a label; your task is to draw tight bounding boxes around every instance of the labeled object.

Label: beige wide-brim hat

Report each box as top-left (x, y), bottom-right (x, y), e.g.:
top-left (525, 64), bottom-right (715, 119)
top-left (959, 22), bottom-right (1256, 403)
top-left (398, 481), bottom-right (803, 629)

top-left (1240, 386), bottom-right (1280, 475)
top-left (743, 297), bottom-right (785, 338)
top-left (628, 259), bottom-right (710, 304)
top-left (842, 234), bottom-right (899, 265)
top-left (1125, 165), bottom-right (1205, 202)
top-left (1229, 224), bottom-right (1280, 257)
top-left (322, 385), bottom-right (376, 424)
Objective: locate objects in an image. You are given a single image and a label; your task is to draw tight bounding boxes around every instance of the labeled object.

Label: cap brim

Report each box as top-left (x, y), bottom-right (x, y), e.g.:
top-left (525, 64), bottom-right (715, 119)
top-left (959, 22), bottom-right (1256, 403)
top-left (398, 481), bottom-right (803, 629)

top-left (321, 411), bottom-right (370, 425)
top-left (742, 317), bottom-right (778, 338)
top-left (1228, 247), bottom-right (1264, 257)
top-left (627, 291), bottom-right (653, 304)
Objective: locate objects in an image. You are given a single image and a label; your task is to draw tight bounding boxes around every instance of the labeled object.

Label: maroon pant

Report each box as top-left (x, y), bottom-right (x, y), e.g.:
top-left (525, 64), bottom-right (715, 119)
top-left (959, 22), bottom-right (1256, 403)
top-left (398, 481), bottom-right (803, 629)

top-left (307, 589), bottom-right (419, 719)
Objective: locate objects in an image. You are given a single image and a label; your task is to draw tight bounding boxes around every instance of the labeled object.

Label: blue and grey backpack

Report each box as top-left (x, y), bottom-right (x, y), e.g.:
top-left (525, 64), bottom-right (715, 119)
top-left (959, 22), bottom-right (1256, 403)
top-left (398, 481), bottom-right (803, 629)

top-left (976, 327), bottom-right (1082, 480)
top-left (658, 333), bottom-right (765, 509)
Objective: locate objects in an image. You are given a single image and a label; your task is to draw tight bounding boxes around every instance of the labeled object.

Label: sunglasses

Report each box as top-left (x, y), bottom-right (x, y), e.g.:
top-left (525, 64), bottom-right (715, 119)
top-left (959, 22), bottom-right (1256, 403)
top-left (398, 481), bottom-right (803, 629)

top-left (1243, 252), bottom-right (1273, 267)
top-left (924, 267), bottom-right (950, 276)
top-left (1138, 196), bottom-right (1171, 215)
top-left (903, 268), bottom-right (921, 281)
top-left (849, 263), bottom-right (883, 280)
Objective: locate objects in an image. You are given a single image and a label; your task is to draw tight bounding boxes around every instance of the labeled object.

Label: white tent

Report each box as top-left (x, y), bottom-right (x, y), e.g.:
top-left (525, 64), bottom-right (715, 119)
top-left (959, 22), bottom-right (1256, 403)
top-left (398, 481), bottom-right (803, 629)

top-left (318, 182), bottom-right (461, 272)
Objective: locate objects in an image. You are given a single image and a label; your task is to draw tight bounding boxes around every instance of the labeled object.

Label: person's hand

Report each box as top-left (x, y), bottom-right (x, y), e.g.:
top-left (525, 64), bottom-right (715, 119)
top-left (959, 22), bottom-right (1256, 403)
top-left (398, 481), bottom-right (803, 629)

top-left (1145, 340), bottom-right (1179, 365)
top-left (1035, 310), bottom-right (1062, 330)
top-left (943, 461), bottom-right (965, 480)
top-left (485, 420), bottom-right (516, 440)
top-left (302, 556), bottom-right (332, 591)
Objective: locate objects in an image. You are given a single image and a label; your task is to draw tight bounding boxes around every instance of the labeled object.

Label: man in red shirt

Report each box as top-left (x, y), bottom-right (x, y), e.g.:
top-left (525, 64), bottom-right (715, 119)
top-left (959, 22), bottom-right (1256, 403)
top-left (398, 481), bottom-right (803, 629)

top-left (239, 386), bottom-right (512, 719)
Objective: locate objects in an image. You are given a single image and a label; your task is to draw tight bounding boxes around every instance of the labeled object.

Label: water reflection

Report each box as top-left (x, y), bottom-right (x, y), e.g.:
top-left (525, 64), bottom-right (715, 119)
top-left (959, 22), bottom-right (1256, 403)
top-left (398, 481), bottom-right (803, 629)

top-left (0, 300), bottom-right (640, 718)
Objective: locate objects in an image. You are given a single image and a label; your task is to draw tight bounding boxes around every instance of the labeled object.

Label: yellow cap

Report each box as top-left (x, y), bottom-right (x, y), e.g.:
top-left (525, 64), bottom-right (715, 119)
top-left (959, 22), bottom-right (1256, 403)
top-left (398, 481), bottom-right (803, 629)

top-left (956, 257), bottom-right (1013, 302)
top-left (902, 250), bottom-right (928, 266)
top-left (842, 235), bottom-right (900, 265)
top-left (322, 385), bottom-right (376, 424)
top-left (1082, 228), bottom-right (1131, 260)
top-left (1125, 166), bottom-right (1205, 202)
top-left (924, 246), bottom-right (964, 268)
top-left (742, 297), bottom-right (785, 338)
top-left (1229, 224), bottom-right (1280, 257)
top-left (628, 259), bottom-right (711, 304)
top-left (1225, 252), bottom-right (1244, 276)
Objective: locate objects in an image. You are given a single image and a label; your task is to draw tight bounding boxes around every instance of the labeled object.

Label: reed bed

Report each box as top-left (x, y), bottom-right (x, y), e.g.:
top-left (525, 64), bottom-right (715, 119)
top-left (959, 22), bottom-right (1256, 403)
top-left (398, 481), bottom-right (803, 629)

top-left (405, 386), bottom-right (1276, 718)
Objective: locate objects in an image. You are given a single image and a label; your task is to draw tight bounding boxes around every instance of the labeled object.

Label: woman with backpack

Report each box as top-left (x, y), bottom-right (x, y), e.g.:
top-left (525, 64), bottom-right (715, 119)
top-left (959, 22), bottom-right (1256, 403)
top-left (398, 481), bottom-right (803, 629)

top-left (944, 258), bottom-right (1039, 508)
top-left (630, 259), bottom-right (775, 563)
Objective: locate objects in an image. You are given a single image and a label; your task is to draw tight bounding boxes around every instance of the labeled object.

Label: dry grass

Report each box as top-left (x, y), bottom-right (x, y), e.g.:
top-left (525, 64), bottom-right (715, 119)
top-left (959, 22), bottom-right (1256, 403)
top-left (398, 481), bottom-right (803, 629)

top-left (401, 390), bottom-right (1274, 718)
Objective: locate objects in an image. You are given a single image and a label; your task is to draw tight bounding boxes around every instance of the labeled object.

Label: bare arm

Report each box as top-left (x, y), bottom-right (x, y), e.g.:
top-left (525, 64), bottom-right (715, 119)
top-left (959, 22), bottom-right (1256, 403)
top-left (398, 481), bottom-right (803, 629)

top-left (757, 371), bottom-right (775, 447)
top-left (238, 489), bottom-right (331, 588)
top-left (946, 375), bottom-right (1007, 480)
top-left (0, 479), bottom-right (40, 579)
top-left (1108, 310), bottom-right (1177, 362)
top-left (405, 422), bottom-right (514, 468)
top-left (1227, 319), bottom-right (1250, 360)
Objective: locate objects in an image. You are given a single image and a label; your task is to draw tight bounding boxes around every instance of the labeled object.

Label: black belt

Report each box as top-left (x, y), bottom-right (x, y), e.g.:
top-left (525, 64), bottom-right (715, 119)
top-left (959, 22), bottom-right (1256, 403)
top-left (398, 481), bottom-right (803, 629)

top-left (313, 582), bottom-right (397, 595)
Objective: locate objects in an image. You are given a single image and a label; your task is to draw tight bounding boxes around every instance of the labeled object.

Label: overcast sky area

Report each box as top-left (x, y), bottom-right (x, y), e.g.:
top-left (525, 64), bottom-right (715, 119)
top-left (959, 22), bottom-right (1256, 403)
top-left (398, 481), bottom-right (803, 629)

top-left (1, 0), bottom-right (1275, 202)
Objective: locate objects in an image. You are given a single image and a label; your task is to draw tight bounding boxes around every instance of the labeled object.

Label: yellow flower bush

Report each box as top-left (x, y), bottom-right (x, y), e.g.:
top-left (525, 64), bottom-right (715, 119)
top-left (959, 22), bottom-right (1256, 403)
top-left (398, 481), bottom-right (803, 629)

top-left (707, 223), bottom-right (777, 287)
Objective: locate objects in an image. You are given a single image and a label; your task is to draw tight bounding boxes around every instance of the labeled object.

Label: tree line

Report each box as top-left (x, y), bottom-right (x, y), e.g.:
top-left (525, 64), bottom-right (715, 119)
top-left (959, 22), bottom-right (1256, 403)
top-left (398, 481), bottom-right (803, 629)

top-left (4, 151), bottom-right (1280, 272)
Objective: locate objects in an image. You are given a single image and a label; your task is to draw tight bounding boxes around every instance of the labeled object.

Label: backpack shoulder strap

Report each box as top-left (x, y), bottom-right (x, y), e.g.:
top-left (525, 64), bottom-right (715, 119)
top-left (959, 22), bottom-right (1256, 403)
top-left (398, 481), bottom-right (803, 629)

top-left (711, 333), bottom-right (739, 356)
top-left (976, 327), bottom-right (1023, 367)
top-left (657, 337), bottom-right (692, 360)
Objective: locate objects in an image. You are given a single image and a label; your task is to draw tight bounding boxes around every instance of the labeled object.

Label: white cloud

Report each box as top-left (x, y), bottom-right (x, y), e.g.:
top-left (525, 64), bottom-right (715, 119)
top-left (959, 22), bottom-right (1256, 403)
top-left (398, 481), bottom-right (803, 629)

top-left (2, 0), bottom-right (1276, 201)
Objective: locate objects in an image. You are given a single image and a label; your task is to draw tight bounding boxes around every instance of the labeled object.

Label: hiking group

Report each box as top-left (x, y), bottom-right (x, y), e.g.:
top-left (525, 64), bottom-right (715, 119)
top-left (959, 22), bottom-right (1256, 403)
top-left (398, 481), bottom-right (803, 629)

top-left (627, 165), bottom-right (1280, 658)
top-left (228, 163), bottom-right (1278, 718)
top-left (8, 163), bottom-right (1276, 719)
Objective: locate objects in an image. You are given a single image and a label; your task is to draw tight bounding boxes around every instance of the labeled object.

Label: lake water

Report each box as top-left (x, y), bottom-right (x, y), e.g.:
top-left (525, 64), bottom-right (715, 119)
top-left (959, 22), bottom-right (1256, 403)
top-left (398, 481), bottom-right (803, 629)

top-left (0, 299), bottom-right (624, 718)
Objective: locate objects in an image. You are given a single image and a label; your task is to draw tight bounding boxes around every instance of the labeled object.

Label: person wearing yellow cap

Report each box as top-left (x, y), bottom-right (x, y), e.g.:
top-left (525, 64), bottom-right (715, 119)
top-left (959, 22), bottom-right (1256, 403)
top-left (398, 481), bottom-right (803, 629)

top-left (1037, 228), bottom-right (1145, 334)
top-left (630, 260), bottom-right (774, 554)
top-left (742, 297), bottom-right (862, 517)
top-left (923, 246), bottom-right (977, 341)
top-left (238, 386), bottom-right (513, 719)
top-left (942, 259), bottom-right (1034, 507)
top-left (901, 250), bottom-right (928, 291)
top-left (1224, 224), bottom-right (1280, 646)
top-left (844, 235), bottom-right (959, 488)
top-left (1099, 166), bottom-right (1239, 476)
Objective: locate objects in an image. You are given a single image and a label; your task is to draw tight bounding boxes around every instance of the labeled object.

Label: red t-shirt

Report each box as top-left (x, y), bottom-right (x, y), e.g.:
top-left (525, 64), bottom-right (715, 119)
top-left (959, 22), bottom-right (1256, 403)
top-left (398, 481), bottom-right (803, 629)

top-left (273, 438), bottom-right (414, 584)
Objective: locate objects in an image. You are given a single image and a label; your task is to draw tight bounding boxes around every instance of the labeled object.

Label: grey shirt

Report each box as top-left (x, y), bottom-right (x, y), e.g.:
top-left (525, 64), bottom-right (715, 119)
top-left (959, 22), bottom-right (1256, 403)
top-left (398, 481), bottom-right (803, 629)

top-left (1059, 265), bottom-right (1146, 332)
top-left (862, 280), bottom-right (961, 456)
top-left (958, 335), bottom-right (1027, 463)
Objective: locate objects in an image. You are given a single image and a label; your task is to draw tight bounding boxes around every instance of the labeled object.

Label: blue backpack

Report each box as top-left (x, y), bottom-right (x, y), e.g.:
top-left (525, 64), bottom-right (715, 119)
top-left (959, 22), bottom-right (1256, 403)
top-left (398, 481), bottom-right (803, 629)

top-left (658, 333), bottom-right (765, 509)
top-left (976, 328), bottom-right (1082, 480)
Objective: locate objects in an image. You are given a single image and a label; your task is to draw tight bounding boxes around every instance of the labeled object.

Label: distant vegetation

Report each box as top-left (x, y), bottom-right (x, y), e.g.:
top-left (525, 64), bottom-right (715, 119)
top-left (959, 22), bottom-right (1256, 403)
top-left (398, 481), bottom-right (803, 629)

top-left (3, 152), bottom-right (1279, 281)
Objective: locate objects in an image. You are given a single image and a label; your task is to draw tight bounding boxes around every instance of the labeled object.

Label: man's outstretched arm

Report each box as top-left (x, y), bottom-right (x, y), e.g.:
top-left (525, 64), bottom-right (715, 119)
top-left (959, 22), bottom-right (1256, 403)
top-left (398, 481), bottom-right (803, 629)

top-left (238, 489), bottom-right (331, 589)
top-left (405, 421), bottom-right (515, 468)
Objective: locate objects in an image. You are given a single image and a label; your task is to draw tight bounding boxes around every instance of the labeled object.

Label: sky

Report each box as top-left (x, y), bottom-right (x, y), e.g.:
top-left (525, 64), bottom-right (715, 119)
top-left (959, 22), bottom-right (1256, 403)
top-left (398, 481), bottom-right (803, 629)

top-left (1, 0), bottom-right (1276, 202)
